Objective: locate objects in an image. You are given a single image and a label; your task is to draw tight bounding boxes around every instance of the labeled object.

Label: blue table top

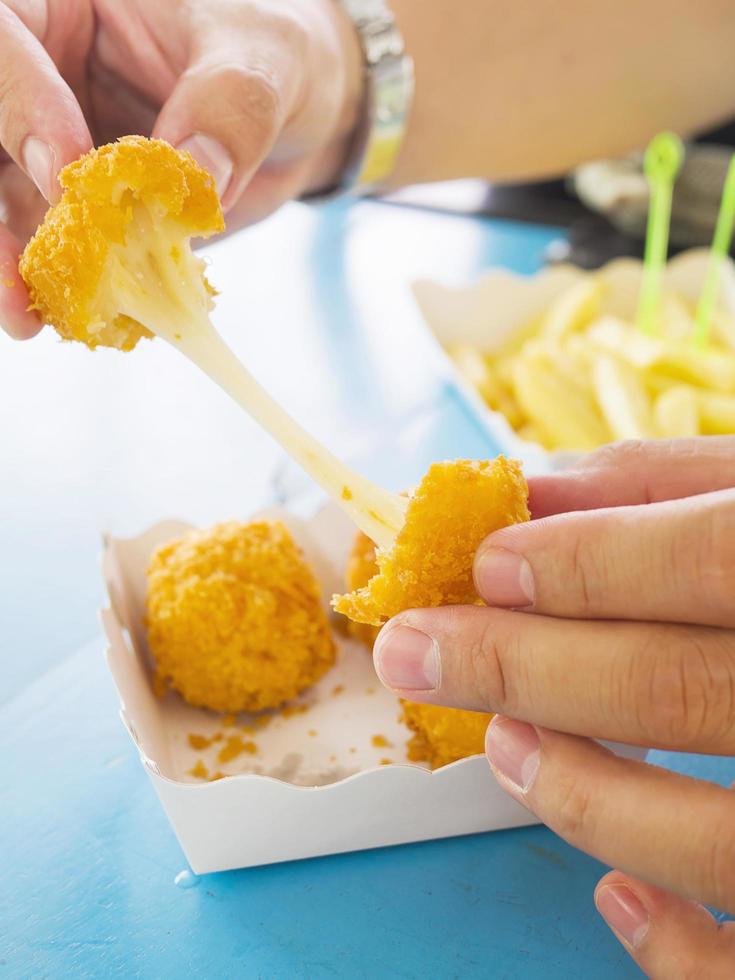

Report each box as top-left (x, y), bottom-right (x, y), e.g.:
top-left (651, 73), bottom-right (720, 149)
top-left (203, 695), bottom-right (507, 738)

top-left (2, 198), bottom-right (733, 979)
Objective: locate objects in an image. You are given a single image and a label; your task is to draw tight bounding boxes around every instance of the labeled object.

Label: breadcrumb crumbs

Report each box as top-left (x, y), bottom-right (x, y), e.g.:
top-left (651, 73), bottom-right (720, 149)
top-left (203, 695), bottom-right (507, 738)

top-left (280, 704), bottom-right (310, 718)
top-left (146, 521), bottom-right (335, 713)
top-left (379, 758), bottom-right (393, 766)
top-left (188, 759), bottom-right (209, 780)
top-left (187, 733), bottom-right (212, 750)
top-left (331, 685), bottom-right (345, 697)
top-left (371, 734), bottom-right (391, 748)
top-left (218, 735), bottom-right (257, 763)
top-left (208, 771), bottom-right (226, 782)
top-left (221, 714), bottom-right (237, 728)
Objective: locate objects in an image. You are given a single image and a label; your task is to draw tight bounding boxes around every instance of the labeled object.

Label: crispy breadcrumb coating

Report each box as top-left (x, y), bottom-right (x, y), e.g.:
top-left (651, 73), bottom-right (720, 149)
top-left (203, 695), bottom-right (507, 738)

top-left (344, 531), bottom-right (381, 647)
top-left (342, 515), bottom-right (497, 770)
top-left (333, 456), bottom-right (529, 626)
top-left (146, 521), bottom-right (335, 713)
top-left (402, 702), bottom-right (491, 769)
top-left (19, 135), bottom-right (223, 350)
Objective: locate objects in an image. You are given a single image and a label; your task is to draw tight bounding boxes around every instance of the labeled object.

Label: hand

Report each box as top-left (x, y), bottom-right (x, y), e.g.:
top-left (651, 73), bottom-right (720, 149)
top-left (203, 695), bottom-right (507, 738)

top-left (0, 0), bottom-right (362, 339)
top-left (374, 437), bottom-right (735, 979)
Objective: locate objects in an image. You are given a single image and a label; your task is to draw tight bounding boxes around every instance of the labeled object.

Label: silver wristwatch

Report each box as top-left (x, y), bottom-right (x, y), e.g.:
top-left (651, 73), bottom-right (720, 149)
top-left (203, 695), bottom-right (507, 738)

top-left (330, 0), bottom-right (414, 195)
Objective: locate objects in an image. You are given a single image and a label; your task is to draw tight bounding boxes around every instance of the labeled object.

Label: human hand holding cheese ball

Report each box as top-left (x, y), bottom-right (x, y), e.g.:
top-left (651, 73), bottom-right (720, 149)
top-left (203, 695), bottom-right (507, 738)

top-left (371, 438), bottom-right (735, 977)
top-left (0, 0), bottom-right (363, 339)
top-left (5, 0), bottom-right (735, 345)
top-left (335, 457), bottom-right (528, 769)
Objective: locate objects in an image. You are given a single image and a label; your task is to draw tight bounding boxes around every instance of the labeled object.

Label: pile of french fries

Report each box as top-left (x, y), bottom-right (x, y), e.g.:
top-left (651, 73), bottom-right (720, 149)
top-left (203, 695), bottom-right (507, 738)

top-left (447, 276), bottom-right (735, 450)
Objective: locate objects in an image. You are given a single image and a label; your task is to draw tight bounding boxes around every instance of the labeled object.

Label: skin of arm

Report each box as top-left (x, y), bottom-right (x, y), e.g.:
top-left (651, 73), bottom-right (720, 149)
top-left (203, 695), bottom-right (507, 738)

top-left (387, 0), bottom-right (735, 186)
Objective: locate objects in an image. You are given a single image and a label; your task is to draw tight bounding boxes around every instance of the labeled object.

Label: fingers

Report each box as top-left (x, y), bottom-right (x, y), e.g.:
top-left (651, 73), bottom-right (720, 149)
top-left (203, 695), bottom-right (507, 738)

top-left (483, 719), bottom-right (735, 914)
top-left (595, 871), bottom-right (735, 980)
top-left (0, 5), bottom-right (91, 202)
top-left (0, 222), bottom-right (40, 339)
top-left (529, 438), bottom-right (735, 519)
top-left (373, 606), bottom-right (735, 753)
top-left (152, 10), bottom-right (306, 211)
top-left (474, 487), bottom-right (735, 627)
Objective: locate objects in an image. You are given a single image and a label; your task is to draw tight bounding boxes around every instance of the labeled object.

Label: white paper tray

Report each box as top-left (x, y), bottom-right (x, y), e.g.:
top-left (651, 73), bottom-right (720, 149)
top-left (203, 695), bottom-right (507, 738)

top-left (412, 247), bottom-right (735, 472)
top-left (102, 503), bottom-right (647, 873)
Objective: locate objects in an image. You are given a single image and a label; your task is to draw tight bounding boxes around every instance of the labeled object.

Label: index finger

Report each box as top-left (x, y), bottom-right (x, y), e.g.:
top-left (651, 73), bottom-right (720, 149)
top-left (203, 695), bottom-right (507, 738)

top-left (0, 4), bottom-right (91, 201)
top-left (529, 438), bottom-right (735, 519)
top-left (486, 720), bottom-right (735, 916)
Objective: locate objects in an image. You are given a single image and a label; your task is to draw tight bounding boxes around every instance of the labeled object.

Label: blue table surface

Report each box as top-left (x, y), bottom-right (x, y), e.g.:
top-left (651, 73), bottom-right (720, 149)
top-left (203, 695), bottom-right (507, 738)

top-left (2, 198), bottom-right (733, 979)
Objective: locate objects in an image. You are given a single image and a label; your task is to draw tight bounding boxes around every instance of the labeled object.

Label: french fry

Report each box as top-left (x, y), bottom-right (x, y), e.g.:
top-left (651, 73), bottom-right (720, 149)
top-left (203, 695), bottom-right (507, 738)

top-left (442, 275), bottom-right (735, 449)
top-left (541, 278), bottom-right (603, 340)
top-left (658, 294), bottom-right (697, 342)
top-left (516, 423), bottom-right (547, 446)
top-left (592, 354), bottom-right (656, 441)
top-left (697, 391), bottom-right (735, 434)
top-left (450, 345), bottom-right (525, 427)
top-left (588, 318), bottom-right (735, 390)
top-left (449, 344), bottom-right (496, 402)
top-left (511, 354), bottom-right (610, 450)
top-left (653, 386), bottom-right (699, 438)
top-left (709, 309), bottom-right (735, 351)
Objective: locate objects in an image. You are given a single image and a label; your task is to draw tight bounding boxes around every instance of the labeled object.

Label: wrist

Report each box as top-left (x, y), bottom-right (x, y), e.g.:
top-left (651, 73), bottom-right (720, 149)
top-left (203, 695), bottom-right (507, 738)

top-left (300, 0), bottom-right (365, 196)
top-left (302, 0), bottom-right (414, 199)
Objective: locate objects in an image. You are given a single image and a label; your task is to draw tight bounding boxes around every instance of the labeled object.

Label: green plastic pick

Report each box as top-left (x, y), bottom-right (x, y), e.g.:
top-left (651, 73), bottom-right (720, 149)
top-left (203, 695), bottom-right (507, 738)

top-left (636, 132), bottom-right (684, 333)
top-left (693, 154), bottom-right (735, 347)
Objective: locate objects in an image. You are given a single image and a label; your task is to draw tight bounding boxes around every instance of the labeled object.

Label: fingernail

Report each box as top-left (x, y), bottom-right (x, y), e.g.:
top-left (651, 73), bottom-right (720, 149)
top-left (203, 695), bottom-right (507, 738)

top-left (22, 138), bottom-right (56, 202)
top-left (374, 625), bottom-right (440, 691)
top-left (177, 134), bottom-right (233, 200)
top-left (475, 547), bottom-right (535, 608)
top-left (485, 716), bottom-right (540, 792)
top-left (596, 884), bottom-right (650, 948)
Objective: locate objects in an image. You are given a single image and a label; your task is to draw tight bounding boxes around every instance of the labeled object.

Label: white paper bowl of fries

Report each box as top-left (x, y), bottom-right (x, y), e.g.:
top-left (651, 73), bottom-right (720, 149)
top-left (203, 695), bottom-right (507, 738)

top-left (413, 248), bottom-right (735, 466)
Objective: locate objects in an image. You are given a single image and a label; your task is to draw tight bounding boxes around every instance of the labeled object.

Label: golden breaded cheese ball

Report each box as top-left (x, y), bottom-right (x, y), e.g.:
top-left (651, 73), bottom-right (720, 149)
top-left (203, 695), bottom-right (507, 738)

top-left (146, 520), bottom-right (335, 713)
top-left (343, 523), bottom-right (494, 770)
top-left (343, 531), bottom-right (381, 648)
top-left (19, 135), bottom-right (223, 351)
top-left (402, 701), bottom-right (491, 770)
top-left (333, 456), bottom-right (530, 626)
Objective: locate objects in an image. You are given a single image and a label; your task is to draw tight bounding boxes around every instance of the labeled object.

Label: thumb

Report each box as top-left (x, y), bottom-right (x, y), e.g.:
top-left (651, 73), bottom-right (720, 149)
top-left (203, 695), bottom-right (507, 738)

top-left (152, 26), bottom-right (302, 211)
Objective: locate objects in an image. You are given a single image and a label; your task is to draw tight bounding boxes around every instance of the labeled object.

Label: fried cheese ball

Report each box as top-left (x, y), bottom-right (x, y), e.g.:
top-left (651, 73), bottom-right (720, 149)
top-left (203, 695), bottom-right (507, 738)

top-left (146, 521), bottom-right (335, 713)
top-left (344, 531), bottom-right (381, 647)
top-left (402, 702), bottom-right (491, 769)
top-left (19, 135), bottom-right (224, 351)
top-left (333, 456), bottom-right (530, 626)
top-left (341, 500), bottom-right (506, 769)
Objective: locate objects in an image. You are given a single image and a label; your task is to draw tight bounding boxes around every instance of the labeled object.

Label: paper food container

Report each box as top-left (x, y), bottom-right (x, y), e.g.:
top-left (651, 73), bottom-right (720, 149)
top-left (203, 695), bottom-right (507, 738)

top-left (412, 247), bottom-right (735, 472)
top-left (102, 502), bottom-right (647, 873)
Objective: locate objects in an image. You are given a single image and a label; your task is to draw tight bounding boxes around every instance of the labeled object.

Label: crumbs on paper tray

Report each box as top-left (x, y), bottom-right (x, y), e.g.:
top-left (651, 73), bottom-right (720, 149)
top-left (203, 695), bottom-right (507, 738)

top-left (188, 760), bottom-right (209, 779)
top-left (218, 736), bottom-right (258, 763)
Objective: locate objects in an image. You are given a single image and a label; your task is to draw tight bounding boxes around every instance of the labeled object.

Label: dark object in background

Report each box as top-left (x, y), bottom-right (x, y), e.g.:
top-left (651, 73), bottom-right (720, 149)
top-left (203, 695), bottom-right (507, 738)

top-left (382, 121), bottom-right (735, 270)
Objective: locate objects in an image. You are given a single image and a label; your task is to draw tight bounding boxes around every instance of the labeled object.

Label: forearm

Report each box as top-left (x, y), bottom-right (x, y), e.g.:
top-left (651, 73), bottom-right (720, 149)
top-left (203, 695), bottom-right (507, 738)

top-left (387, 0), bottom-right (735, 186)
